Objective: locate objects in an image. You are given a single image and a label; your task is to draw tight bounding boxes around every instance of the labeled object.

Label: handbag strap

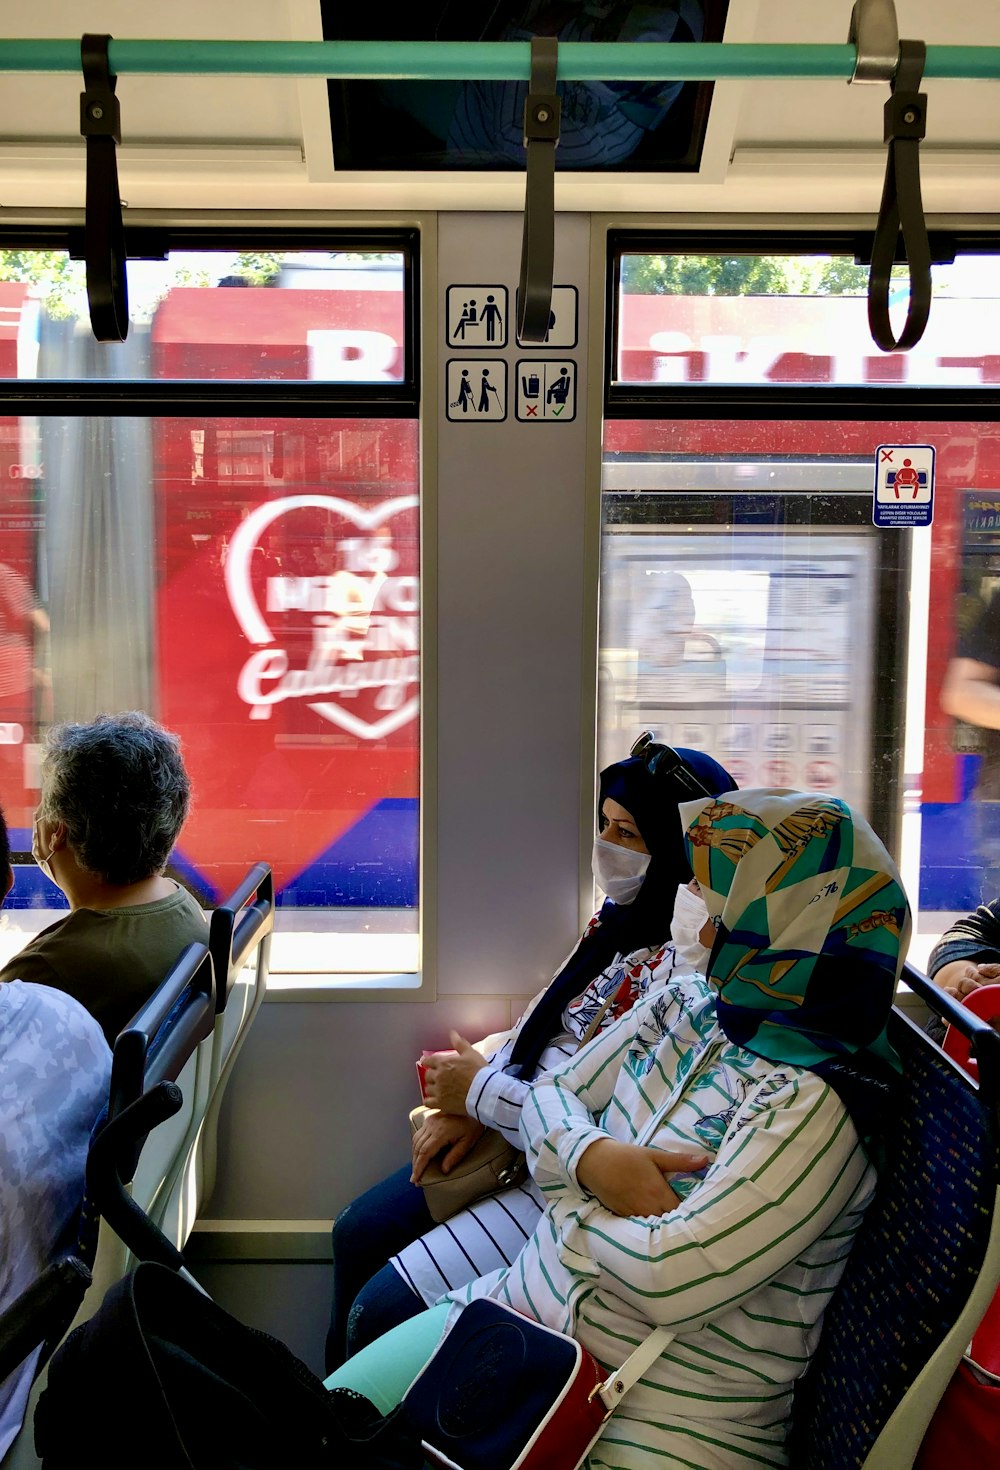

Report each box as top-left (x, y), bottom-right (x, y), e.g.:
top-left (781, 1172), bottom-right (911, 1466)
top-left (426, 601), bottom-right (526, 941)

top-left (595, 1071), bottom-right (779, 1414)
top-left (597, 1325), bottom-right (676, 1414)
top-left (575, 989), bottom-right (619, 1052)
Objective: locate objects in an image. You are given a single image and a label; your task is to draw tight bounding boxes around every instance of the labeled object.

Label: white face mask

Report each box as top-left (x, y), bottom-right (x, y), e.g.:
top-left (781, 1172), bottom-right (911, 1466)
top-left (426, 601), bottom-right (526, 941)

top-left (592, 836), bottom-right (651, 906)
top-left (671, 883), bottom-right (713, 972)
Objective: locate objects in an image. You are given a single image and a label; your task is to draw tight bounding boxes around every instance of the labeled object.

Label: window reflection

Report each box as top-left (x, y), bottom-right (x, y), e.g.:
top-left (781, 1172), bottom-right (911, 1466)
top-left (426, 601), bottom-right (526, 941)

top-left (598, 417), bottom-right (1000, 969)
top-left (0, 251), bottom-right (407, 383)
top-left (0, 251), bottom-right (419, 955)
top-left (615, 254), bottom-right (1000, 387)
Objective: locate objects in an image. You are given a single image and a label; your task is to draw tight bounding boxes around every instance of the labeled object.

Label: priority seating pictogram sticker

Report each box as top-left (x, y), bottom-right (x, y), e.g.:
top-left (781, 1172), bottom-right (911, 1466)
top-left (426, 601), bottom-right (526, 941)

top-left (873, 444), bottom-right (935, 527)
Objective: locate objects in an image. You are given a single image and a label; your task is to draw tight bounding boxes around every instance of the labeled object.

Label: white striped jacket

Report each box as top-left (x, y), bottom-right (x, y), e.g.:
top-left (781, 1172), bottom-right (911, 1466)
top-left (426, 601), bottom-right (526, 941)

top-left (447, 974), bottom-right (874, 1470)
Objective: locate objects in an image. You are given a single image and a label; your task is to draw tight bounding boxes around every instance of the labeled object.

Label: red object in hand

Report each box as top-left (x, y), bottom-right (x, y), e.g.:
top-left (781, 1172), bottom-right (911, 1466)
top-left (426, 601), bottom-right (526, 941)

top-left (416, 1048), bottom-right (457, 1102)
top-left (416, 1052), bottom-right (432, 1102)
top-left (941, 983), bottom-right (1000, 1080)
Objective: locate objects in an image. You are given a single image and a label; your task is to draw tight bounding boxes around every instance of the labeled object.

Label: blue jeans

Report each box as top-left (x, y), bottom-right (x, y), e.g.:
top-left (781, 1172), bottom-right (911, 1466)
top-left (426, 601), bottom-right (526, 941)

top-left (326, 1163), bottom-right (433, 1373)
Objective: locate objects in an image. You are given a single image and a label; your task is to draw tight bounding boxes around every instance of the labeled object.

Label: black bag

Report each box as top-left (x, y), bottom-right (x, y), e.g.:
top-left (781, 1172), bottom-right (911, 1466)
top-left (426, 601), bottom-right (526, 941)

top-left (34, 1261), bottom-right (422, 1469)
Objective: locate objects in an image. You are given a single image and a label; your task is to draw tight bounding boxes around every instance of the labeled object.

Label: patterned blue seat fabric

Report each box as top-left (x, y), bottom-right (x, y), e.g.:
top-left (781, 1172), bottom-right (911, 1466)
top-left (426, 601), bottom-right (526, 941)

top-left (790, 1008), bottom-right (999, 1468)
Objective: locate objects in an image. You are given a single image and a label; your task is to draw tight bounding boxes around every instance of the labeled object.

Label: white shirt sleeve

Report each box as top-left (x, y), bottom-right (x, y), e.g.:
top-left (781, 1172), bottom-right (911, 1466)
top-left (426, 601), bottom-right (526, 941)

top-left (467, 1026), bottom-right (579, 1148)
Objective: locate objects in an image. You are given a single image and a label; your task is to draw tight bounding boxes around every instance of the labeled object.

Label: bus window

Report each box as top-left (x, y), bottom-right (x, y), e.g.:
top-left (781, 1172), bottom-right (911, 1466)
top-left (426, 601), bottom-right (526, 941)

top-left (0, 246), bottom-right (420, 982)
top-left (599, 415), bottom-right (1000, 970)
top-left (614, 252), bottom-right (1000, 389)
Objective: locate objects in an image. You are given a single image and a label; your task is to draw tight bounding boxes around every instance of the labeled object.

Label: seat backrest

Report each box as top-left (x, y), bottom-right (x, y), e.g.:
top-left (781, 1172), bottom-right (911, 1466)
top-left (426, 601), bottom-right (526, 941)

top-left (109, 942), bottom-right (215, 1220)
top-left (207, 864), bottom-right (273, 1101)
top-left (152, 865), bottom-right (273, 1243)
top-left (791, 978), bottom-right (1000, 1470)
top-left (83, 944), bottom-right (214, 1283)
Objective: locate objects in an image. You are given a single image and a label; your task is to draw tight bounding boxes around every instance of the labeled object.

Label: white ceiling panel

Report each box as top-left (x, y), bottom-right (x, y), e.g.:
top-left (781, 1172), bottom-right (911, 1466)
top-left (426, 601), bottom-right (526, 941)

top-left (0, 0), bottom-right (996, 216)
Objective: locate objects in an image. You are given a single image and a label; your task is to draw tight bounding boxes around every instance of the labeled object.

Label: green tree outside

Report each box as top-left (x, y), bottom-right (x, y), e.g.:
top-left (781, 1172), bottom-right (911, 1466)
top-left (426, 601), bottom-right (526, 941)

top-left (1, 247), bottom-right (914, 320)
top-left (620, 252), bottom-right (914, 297)
top-left (0, 249), bottom-right (87, 318)
top-left (621, 254), bottom-right (791, 295)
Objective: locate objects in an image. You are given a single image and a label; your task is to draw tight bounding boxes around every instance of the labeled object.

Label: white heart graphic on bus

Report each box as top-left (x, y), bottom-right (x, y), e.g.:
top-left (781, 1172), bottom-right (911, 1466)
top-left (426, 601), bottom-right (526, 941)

top-left (224, 493), bottom-right (419, 740)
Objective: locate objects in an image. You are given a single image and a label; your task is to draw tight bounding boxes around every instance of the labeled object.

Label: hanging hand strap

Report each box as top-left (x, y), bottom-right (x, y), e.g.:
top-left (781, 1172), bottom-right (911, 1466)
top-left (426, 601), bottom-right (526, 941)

top-left (868, 39), bottom-right (931, 352)
top-left (81, 33), bottom-right (129, 342)
top-left (517, 37), bottom-right (560, 345)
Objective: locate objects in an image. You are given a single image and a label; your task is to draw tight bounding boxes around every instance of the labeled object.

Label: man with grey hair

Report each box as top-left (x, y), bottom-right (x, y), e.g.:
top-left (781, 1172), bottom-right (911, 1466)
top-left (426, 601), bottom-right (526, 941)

top-left (0, 711), bottom-right (206, 1043)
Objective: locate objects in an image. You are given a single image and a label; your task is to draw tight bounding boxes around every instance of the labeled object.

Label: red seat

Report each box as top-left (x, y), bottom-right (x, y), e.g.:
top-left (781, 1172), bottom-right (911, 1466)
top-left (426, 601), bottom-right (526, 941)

top-left (941, 982), bottom-right (1000, 1080)
top-left (940, 982), bottom-right (1000, 1380)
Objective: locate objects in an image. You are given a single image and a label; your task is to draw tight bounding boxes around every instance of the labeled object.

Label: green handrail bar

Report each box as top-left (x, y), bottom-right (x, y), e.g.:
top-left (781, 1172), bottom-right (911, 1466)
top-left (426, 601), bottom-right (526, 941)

top-left (0, 40), bottom-right (998, 81)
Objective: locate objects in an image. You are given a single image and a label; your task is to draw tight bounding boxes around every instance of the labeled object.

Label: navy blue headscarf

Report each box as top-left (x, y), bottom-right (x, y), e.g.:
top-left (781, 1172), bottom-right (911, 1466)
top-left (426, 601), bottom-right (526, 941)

top-left (508, 747), bottom-right (737, 1079)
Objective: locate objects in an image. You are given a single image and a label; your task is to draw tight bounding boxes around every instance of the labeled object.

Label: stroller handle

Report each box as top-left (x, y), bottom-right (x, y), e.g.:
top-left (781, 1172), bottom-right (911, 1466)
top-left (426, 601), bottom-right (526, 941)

top-left (85, 1084), bottom-right (187, 1272)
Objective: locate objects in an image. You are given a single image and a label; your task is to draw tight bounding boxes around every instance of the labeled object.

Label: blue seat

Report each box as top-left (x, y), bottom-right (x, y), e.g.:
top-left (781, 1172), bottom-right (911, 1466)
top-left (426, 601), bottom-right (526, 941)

top-left (100, 941), bottom-right (216, 1268)
top-left (791, 964), bottom-right (1000, 1469)
top-left (152, 864), bottom-right (273, 1246)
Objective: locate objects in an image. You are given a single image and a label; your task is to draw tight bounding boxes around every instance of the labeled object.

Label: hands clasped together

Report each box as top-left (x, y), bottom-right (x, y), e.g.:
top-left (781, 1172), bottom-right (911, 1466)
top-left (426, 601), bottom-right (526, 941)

top-left (934, 958), bottom-right (1000, 1000)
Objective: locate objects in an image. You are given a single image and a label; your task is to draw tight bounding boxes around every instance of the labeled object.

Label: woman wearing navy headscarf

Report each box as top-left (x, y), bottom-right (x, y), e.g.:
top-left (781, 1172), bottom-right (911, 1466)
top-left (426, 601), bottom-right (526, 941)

top-left (326, 742), bottom-right (736, 1370)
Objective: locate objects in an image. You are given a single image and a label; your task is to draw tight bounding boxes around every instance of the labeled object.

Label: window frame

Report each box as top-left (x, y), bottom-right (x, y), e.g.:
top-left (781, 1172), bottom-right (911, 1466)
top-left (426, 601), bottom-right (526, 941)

top-left (601, 226), bottom-right (1000, 961)
top-left (0, 225), bottom-right (420, 412)
top-left (0, 225), bottom-right (426, 996)
top-left (605, 227), bottom-right (1000, 416)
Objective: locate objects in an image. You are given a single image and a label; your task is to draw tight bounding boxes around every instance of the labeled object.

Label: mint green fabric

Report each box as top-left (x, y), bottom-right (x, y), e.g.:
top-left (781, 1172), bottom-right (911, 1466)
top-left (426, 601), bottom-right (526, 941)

top-left (323, 1302), bottom-right (449, 1414)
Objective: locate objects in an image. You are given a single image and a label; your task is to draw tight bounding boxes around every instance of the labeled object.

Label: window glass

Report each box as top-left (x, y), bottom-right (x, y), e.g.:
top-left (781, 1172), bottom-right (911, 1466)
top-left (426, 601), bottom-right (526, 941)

top-left (0, 413), bottom-right (419, 968)
top-left (599, 415), bottom-right (1000, 970)
top-left (0, 249), bottom-right (408, 382)
top-left (0, 248), bottom-right (419, 977)
top-left (615, 254), bottom-right (1000, 387)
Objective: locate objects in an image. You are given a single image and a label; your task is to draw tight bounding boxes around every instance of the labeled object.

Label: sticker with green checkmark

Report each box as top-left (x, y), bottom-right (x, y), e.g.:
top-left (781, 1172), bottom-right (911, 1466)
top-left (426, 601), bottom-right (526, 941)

top-left (514, 359), bottom-right (577, 422)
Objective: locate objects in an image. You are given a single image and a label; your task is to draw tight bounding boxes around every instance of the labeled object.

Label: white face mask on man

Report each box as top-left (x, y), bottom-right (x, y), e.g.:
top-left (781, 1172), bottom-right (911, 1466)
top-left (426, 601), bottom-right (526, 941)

top-left (671, 882), bottom-right (714, 972)
top-left (592, 837), bottom-right (651, 906)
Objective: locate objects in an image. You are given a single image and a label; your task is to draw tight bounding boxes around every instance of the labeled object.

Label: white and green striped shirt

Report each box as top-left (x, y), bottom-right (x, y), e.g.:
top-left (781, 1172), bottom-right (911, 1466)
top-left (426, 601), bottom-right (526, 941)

top-left (446, 974), bottom-right (874, 1470)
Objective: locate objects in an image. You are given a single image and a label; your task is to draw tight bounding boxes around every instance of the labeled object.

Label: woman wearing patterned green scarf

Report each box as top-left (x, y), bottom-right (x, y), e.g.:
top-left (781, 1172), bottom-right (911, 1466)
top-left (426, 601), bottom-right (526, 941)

top-left (685, 788), bottom-right (910, 1145)
top-left (326, 790), bottom-right (911, 1469)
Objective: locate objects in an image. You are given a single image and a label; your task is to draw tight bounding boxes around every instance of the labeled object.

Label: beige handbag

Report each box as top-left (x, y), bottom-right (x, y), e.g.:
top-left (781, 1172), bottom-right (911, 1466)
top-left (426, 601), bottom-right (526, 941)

top-left (409, 1106), bottom-right (526, 1223)
top-left (408, 995), bottom-right (620, 1223)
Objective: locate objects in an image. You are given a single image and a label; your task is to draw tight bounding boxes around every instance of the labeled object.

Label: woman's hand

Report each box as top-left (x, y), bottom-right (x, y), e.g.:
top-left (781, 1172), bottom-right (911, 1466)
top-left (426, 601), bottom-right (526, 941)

top-left (576, 1138), bottom-right (710, 1218)
top-left (422, 1031), bottom-right (489, 1114)
top-left (934, 958), bottom-right (1000, 999)
top-left (411, 1111), bottom-right (485, 1185)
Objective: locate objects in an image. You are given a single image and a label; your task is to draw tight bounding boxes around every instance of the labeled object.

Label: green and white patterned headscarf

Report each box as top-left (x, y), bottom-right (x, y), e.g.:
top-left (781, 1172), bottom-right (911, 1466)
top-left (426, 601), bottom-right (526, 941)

top-left (681, 789), bottom-right (911, 1139)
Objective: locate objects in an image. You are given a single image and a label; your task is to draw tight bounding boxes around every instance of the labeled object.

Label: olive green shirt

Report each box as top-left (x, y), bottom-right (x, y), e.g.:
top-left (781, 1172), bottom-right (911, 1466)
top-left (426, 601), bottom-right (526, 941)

top-left (0, 885), bottom-right (208, 1044)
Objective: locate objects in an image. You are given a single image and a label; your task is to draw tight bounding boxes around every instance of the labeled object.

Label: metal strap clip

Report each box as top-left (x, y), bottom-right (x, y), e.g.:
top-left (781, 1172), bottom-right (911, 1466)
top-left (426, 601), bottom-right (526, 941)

top-left (848, 0), bottom-right (899, 84)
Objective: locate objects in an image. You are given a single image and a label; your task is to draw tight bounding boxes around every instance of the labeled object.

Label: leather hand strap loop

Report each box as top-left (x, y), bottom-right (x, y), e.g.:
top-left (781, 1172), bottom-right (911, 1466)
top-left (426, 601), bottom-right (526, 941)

top-left (80, 33), bottom-right (129, 343)
top-left (517, 37), bottom-right (560, 345)
top-left (868, 39), bottom-right (931, 353)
